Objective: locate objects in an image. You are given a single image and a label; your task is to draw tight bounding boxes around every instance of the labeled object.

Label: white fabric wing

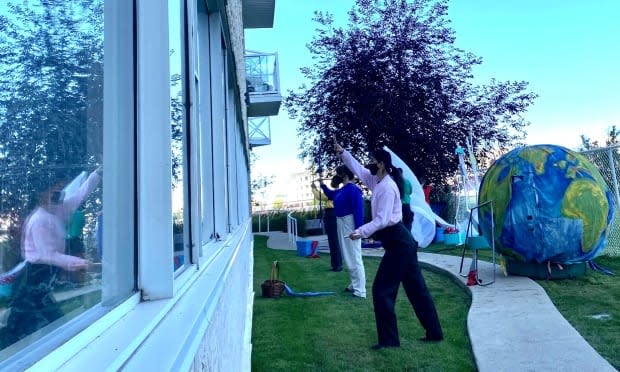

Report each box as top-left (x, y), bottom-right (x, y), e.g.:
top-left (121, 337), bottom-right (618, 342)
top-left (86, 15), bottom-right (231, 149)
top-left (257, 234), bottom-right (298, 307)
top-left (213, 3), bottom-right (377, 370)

top-left (384, 146), bottom-right (453, 248)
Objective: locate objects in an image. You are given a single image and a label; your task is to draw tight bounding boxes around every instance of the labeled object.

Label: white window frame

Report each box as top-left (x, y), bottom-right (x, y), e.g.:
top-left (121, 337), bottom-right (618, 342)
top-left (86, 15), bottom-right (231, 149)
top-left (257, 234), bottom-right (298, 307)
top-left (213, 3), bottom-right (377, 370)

top-left (28, 0), bottom-right (254, 369)
top-left (136, 0), bottom-right (175, 300)
top-left (197, 8), bottom-right (215, 254)
top-left (210, 14), bottom-right (229, 240)
top-left (15, 0), bottom-right (138, 369)
top-left (187, 0), bottom-right (203, 265)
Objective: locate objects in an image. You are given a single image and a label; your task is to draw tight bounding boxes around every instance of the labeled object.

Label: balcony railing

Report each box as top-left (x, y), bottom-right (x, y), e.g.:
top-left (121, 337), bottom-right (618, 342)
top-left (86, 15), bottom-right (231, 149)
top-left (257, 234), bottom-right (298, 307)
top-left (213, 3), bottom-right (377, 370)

top-left (245, 50), bottom-right (282, 117)
top-left (248, 116), bottom-right (271, 147)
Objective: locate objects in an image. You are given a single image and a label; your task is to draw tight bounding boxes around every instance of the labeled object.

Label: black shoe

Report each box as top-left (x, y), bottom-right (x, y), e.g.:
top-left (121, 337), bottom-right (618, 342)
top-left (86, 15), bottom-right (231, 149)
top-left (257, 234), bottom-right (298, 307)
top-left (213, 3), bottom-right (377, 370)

top-left (331, 267), bottom-right (343, 272)
top-left (371, 344), bottom-right (399, 350)
top-left (419, 336), bottom-right (443, 343)
top-left (344, 287), bottom-right (353, 292)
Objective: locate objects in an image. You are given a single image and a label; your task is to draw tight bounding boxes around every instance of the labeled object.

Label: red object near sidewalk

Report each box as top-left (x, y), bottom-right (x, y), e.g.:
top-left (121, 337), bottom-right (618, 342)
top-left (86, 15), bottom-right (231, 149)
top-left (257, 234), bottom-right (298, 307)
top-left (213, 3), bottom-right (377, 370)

top-left (467, 270), bottom-right (478, 286)
top-left (308, 240), bottom-right (320, 258)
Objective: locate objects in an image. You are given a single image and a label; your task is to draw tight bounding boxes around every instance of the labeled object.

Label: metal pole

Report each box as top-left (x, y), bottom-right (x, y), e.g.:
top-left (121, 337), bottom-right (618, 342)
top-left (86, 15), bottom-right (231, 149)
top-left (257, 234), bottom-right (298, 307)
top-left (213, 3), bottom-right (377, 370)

top-left (258, 213), bottom-right (261, 233)
top-left (608, 148), bottom-right (620, 208)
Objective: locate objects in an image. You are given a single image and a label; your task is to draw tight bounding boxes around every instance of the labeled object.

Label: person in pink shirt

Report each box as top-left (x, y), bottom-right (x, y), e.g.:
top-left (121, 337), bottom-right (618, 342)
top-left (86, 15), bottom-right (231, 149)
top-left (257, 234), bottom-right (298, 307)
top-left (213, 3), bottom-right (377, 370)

top-left (334, 137), bottom-right (443, 349)
top-left (4, 167), bottom-right (101, 345)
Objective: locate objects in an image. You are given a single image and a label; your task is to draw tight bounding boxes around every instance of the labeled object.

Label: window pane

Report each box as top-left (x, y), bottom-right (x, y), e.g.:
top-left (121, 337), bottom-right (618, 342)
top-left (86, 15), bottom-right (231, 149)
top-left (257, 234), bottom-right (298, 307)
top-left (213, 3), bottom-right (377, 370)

top-left (0, 0), bottom-right (111, 355)
top-left (169, 0), bottom-right (188, 270)
top-left (198, 12), bottom-right (214, 253)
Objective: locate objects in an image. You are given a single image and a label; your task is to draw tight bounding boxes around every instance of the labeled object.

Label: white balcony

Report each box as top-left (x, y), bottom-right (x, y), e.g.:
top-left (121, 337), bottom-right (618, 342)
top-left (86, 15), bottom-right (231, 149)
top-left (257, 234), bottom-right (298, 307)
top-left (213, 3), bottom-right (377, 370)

top-left (248, 116), bottom-right (271, 147)
top-left (242, 0), bottom-right (275, 29)
top-left (245, 51), bottom-right (282, 117)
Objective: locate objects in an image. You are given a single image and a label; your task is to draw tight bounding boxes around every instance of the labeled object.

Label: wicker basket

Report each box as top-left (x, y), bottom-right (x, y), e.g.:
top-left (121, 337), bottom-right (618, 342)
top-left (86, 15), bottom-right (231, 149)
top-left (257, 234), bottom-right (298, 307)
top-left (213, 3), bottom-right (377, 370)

top-left (261, 260), bottom-right (285, 298)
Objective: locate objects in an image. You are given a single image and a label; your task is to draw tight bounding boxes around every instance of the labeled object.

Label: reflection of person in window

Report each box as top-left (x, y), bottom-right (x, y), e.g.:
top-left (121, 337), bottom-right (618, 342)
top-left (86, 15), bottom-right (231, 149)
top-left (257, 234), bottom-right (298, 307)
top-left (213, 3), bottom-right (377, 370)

top-left (3, 167), bottom-right (101, 346)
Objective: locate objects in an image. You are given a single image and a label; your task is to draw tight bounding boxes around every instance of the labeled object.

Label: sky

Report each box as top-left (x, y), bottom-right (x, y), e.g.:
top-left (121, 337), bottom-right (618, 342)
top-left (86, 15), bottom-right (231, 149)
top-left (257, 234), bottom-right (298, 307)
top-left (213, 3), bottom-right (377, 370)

top-left (246, 0), bottom-right (620, 180)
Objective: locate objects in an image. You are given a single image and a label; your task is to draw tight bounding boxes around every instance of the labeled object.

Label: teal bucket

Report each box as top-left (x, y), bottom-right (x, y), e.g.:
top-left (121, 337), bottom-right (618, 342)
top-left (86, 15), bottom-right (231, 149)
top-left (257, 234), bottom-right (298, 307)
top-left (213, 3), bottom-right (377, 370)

top-left (444, 232), bottom-right (464, 246)
top-left (434, 227), bottom-right (445, 243)
top-left (466, 235), bottom-right (491, 250)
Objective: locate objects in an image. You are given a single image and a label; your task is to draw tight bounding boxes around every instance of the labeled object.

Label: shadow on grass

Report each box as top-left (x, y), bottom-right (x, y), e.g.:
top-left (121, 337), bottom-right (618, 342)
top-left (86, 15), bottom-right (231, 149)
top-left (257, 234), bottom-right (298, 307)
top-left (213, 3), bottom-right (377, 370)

top-left (252, 235), bottom-right (476, 372)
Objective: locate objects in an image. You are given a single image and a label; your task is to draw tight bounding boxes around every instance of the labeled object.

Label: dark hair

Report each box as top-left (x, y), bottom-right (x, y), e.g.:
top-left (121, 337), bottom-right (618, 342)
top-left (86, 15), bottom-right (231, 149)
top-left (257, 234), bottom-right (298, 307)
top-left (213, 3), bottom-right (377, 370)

top-left (335, 165), bottom-right (354, 180)
top-left (33, 171), bottom-right (70, 195)
top-left (371, 148), bottom-right (404, 196)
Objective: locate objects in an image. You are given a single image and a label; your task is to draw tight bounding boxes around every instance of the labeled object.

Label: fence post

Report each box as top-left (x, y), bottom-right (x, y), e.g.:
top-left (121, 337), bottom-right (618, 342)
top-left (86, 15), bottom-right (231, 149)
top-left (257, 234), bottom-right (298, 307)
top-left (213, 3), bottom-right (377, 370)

top-left (257, 213), bottom-right (261, 233)
top-left (287, 213), bottom-right (292, 242)
top-left (267, 213), bottom-right (270, 232)
top-left (608, 148), bottom-right (620, 208)
top-left (287, 212), bottom-right (298, 249)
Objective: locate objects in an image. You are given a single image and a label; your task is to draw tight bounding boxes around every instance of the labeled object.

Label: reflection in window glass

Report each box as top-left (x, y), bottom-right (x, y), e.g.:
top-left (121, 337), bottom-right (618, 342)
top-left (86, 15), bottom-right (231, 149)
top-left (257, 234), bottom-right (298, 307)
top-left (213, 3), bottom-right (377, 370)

top-left (0, 0), bottom-right (105, 354)
top-left (169, 0), bottom-right (187, 270)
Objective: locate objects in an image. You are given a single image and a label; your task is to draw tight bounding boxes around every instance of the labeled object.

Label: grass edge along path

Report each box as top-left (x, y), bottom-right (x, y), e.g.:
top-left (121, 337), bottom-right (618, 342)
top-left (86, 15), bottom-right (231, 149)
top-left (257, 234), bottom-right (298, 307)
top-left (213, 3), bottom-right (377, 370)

top-left (252, 235), bottom-right (476, 372)
top-left (424, 243), bottom-right (620, 369)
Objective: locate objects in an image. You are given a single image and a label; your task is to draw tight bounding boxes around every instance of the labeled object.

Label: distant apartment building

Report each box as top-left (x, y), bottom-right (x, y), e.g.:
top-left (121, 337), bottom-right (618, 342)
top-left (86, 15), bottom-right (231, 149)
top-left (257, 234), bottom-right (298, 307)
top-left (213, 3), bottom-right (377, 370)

top-left (253, 168), bottom-right (321, 212)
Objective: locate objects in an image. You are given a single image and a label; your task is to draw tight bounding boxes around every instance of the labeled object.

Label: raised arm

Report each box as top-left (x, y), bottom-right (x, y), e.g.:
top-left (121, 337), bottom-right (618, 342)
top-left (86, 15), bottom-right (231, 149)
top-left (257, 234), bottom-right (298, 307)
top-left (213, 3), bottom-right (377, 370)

top-left (311, 182), bottom-right (333, 201)
top-left (318, 182), bottom-right (337, 200)
top-left (333, 137), bottom-right (376, 189)
top-left (61, 169), bottom-right (102, 218)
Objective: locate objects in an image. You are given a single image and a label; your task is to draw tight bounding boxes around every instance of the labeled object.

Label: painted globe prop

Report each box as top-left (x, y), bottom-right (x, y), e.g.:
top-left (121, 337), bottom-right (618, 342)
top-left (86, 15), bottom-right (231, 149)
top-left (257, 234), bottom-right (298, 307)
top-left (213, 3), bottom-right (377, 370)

top-left (478, 144), bottom-right (615, 265)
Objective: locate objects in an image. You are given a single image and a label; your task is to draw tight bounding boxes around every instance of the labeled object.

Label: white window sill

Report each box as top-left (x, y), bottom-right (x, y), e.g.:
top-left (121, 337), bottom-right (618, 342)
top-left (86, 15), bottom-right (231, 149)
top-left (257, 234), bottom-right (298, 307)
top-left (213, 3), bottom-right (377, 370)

top-left (29, 227), bottom-right (249, 371)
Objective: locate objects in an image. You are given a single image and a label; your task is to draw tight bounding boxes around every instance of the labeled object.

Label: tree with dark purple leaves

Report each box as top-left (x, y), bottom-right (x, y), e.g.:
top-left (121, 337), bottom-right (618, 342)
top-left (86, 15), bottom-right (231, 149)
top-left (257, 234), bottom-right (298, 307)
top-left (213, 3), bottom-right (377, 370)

top-left (285, 0), bottom-right (537, 184)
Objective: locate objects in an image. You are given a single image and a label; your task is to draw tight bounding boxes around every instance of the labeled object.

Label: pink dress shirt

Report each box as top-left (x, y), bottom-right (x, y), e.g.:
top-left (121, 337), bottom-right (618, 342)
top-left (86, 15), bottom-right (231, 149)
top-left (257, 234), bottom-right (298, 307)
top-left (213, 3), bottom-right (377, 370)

top-left (340, 150), bottom-right (402, 238)
top-left (21, 171), bottom-right (101, 270)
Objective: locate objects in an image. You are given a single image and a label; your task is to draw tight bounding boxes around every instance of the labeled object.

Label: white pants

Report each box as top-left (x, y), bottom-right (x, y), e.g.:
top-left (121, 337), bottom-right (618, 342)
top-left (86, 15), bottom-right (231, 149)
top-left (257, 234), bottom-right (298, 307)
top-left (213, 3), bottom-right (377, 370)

top-left (337, 214), bottom-right (366, 297)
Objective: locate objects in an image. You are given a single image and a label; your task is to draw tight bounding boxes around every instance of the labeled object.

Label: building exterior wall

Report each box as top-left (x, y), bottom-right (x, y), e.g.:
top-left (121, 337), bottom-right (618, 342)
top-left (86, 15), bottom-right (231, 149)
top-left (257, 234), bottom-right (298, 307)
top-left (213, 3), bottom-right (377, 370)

top-left (0, 0), bottom-right (261, 370)
top-left (226, 0), bottom-right (249, 121)
top-left (191, 232), bottom-right (254, 371)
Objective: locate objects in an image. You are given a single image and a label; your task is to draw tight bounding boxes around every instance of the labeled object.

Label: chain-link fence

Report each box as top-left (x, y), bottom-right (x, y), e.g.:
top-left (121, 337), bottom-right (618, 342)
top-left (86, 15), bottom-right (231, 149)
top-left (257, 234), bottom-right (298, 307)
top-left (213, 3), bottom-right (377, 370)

top-left (581, 145), bottom-right (620, 257)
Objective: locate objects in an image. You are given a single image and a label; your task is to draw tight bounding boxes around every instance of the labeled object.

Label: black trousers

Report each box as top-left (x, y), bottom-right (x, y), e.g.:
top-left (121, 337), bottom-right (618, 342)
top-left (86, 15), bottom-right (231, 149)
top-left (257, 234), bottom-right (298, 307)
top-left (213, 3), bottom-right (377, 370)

top-left (401, 203), bottom-right (413, 232)
top-left (373, 222), bottom-right (443, 346)
top-left (323, 208), bottom-right (342, 270)
top-left (2, 263), bottom-right (62, 347)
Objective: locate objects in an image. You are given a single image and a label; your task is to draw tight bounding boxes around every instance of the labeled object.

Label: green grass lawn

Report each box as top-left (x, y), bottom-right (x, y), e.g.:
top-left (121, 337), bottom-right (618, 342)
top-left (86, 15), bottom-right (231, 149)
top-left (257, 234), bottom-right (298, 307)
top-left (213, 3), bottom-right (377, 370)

top-left (252, 235), bottom-right (476, 372)
top-left (535, 255), bottom-right (620, 369)
top-left (424, 242), bottom-right (620, 369)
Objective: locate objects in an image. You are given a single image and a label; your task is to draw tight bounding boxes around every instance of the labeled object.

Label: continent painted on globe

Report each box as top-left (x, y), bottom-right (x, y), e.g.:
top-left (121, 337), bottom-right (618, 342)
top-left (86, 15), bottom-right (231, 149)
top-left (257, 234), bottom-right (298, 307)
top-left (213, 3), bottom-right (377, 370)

top-left (478, 144), bottom-right (615, 264)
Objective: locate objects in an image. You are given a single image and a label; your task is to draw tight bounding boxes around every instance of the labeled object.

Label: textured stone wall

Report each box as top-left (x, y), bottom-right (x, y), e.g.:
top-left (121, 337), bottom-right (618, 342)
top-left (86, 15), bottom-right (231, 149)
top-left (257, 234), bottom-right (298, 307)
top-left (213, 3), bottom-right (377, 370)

top-left (225, 0), bottom-right (248, 125)
top-left (190, 231), bottom-right (253, 371)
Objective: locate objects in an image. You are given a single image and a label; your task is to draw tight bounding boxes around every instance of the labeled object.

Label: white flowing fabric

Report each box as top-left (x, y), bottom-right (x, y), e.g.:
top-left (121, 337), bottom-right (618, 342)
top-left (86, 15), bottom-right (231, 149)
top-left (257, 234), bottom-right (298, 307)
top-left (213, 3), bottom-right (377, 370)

top-left (384, 146), bottom-right (453, 248)
top-left (61, 171), bottom-right (88, 200)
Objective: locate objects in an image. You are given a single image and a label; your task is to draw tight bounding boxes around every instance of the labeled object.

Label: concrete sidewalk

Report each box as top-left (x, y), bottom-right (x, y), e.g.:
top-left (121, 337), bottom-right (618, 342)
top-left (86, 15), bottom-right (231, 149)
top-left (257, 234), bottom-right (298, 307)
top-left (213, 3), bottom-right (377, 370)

top-left (255, 231), bottom-right (616, 372)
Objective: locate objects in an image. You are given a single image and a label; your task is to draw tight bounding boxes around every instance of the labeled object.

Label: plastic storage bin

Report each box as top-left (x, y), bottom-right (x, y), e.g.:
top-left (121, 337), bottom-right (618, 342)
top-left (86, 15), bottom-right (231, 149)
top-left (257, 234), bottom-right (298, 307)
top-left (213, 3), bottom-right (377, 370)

top-left (434, 227), bottom-right (445, 243)
top-left (296, 240), bottom-right (313, 256)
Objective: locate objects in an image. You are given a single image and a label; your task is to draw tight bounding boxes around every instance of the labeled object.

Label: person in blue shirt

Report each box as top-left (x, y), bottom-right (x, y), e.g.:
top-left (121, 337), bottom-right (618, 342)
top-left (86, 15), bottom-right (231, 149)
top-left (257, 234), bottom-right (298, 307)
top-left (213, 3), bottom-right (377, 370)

top-left (320, 165), bottom-right (366, 298)
top-left (311, 180), bottom-right (342, 271)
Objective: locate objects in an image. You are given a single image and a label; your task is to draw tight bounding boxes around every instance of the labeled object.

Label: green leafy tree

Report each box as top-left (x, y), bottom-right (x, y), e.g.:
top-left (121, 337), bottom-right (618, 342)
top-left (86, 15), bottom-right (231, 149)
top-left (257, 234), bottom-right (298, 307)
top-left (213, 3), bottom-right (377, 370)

top-left (285, 0), bottom-right (537, 182)
top-left (605, 125), bottom-right (619, 147)
top-left (0, 1), bottom-right (103, 266)
top-left (579, 125), bottom-right (619, 151)
top-left (580, 134), bottom-right (599, 151)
